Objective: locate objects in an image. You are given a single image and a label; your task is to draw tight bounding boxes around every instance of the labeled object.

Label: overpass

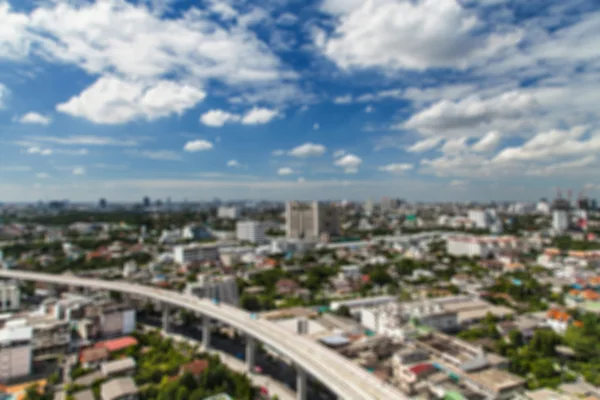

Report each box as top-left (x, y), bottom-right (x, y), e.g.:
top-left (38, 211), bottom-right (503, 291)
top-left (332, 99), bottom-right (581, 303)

top-left (0, 270), bottom-right (408, 400)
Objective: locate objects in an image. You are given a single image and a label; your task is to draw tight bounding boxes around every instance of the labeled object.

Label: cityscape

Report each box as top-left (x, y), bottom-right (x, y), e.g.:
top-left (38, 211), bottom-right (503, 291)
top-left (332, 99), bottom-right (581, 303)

top-left (1, 0), bottom-right (600, 399)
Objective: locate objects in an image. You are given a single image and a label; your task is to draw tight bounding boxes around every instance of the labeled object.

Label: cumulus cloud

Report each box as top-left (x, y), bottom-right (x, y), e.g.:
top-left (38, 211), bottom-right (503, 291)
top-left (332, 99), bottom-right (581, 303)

top-left (441, 137), bottom-right (469, 154)
top-left (27, 146), bottom-right (52, 156)
top-left (57, 76), bottom-right (206, 124)
top-left (334, 153), bottom-right (362, 173)
top-left (313, 123), bottom-right (320, 130)
top-left (404, 91), bottom-right (537, 135)
top-left (72, 167), bottom-right (85, 175)
top-left (289, 143), bottom-right (326, 158)
top-left (365, 105), bottom-right (374, 113)
top-left (18, 112), bottom-right (52, 125)
top-left (319, 0), bottom-right (521, 71)
top-left (183, 140), bottom-right (213, 152)
top-left (472, 131), bottom-right (501, 152)
top-left (241, 107), bottom-right (278, 125)
top-left (227, 160), bottom-right (240, 167)
top-left (334, 95), bottom-right (353, 104)
top-left (378, 163), bottom-right (413, 173)
top-left (406, 137), bottom-right (442, 153)
top-left (200, 109), bottom-right (240, 127)
top-left (277, 167), bottom-right (294, 175)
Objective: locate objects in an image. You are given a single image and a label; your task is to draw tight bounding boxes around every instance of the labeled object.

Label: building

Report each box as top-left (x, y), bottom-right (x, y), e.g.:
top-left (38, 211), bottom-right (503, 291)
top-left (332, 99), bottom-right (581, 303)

top-left (185, 275), bottom-right (239, 306)
top-left (100, 377), bottom-right (138, 400)
top-left (217, 206), bottom-right (241, 219)
top-left (468, 209), bottom-right (498, 230)
top-left (330, 295), bottom-right (397, 316)
top-left (101, 358), bottom-right (136, 378)
top-left (236, 221), bottom-right (266, 244)
top-left (285, 201), bottom-right (340, 240)
top-left (173, 243), bottom-right (219, 265)
top-left (447, 235), bottom-right (520, 258)
top-left (0, 320), bottom-right (32, 383)
top-left (0, 281), bottom-right (19, 312)
top-left (364, 198), bottom-right (374, 216)
top-left (25, 315), bottom-right (71, 361)
top-left (552, 209), bottom-right (569, 233)
top-left (380, 197), bottom-right (398, 213)
top-left (181, 225), bottom-right (213, 241)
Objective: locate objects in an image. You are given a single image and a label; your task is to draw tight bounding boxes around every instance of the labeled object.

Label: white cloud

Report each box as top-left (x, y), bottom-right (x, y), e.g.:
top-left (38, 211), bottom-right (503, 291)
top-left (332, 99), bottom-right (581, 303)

top-left (36, 172), bottom-right (49, 179)
top-left (472, 131), bottom-right (501, 152)
top-left (272, 149), bottom-right (285, 156)
top-left (277, 167), bottom-right (294, 175)
top-left (527, 156), bottom-right (597, 177)
top-left (72, 167), bottom-right (85, 175)
top-left (406, 137), bottom-right (442, 153)
top-left (241, 107), bottom-right (278, 125)
top-left (200, 109), bottom-right (241, 127)
top-left (319, 0), bottom-right (521, 71)
top-left (441, 137), bottom-right (469, 154)
top-left (355, 89), bottom-right (403, 103)
top-left (18, 112), bottom-right (51, 125)
top-left (227, 160), bottom-right (240, 167)
top-left (129, 150), bottom-right (182, 161)
top-left (29, 135), bottom-right (139, 146)
top-left (0, 83), bottom-right (10, 108)
top-left (494, 126), bottom-right (600, 163)
top-left (289, 143), bottom-right (326, 158)
top-left (27, 146), bottom-right (53, 156)
top-left (378, 163), bottom-right (413, 173)
top-left (0, 3), bottom-right (30, 60)
top-left (57, 76), bottom-right (206, 124)
top-left (333, 149), bottom-right (346, 158)
top-left (334, 153), bottom-right (362, 173)
top-left (334, 95), bottom-right (353, 104)
top-left (313, 123), bottom-right (320, 130)
top-left (183, 139), bottom-right (213, 152)
top-left (404, 91), bottom-right (537, 136)
top-left (365, 105), bottom-right (373, 113)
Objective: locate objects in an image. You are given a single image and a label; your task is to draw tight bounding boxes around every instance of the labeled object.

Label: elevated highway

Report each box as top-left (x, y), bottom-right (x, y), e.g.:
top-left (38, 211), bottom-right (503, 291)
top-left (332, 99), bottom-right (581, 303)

top-left (0, 269), bottom-right (408, 400)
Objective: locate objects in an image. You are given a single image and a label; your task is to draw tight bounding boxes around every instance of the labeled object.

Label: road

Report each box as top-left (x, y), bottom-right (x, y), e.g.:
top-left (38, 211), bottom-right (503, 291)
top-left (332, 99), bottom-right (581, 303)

top-left (0, 269), bottom-right (408, 400)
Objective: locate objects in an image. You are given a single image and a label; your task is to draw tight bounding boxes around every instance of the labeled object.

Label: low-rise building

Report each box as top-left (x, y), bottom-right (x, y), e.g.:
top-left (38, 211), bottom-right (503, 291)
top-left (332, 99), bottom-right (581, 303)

top-left (236, 221), bottom-right (266, 244)
top-left (101, 358), bottom-right (136, 378)
top-left (185, 275), bottom-right (239, 306)
top-left (0, 320), bottom-right (32, 382)
top-left (217, 206), bottom-right (241, 220)
top-left (100, 377), bottom-right (138, 400)
top-left (0, 281), bottom-right (20, 312)
top-left (173, 243), bottom-right (219, 265)
top-left (447, 235), bottom-right (520, 258)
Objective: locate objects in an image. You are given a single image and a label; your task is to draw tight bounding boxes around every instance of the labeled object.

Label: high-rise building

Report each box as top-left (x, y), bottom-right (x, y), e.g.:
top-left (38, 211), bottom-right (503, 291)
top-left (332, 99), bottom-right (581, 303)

top-left (468, 209), bottom-right (498, 230)
top-left (380, 197), bottom-right (398, 213)
top-left (185, 275), bottom-right (239, 306)
top-left (98, 198), bottom-right (107, 209)
top-left (285, 201), bottom-right (340, 240)
top-left (236, 221), bottom-right (266, 244)
top-left (364, 198), bottom-right (374, 216)
top-left (552, 210), bottom-right (569, 233)
top-left (142, 196), bottom-right (151, 208)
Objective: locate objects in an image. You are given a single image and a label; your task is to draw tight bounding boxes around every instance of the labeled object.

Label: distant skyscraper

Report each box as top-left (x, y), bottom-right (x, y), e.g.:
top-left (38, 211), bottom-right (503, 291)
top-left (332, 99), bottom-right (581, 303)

top-left (380, 196), bottom-right (398, 213)
top-left (364, 198), bottom-right (374, 216)
top-left (98, 198), bottom-right (107, 209)
top-left (285, 201), bottom-right (339, 240)
top-left (143, 196), bottom-right (151, 208)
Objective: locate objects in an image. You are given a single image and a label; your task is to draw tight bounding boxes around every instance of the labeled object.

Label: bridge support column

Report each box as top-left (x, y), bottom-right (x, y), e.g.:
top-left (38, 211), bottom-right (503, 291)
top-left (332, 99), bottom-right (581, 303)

top-left (296, 368), bottom-right (307, 400)
top-left (202, 315), bottom-right (211, 349)
top-left (162, 304), bottom-right (170, 333)
top-left (245, 337), bottom-right (256, 373)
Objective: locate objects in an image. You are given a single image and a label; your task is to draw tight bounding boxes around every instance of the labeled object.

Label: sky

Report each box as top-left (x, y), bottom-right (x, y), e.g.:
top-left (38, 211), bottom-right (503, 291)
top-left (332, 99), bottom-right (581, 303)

top-left (1, 0), bottom-right (600, 202)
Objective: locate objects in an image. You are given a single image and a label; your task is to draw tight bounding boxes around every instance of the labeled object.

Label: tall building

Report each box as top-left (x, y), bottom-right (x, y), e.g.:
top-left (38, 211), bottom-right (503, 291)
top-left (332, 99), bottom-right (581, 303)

top-left (218, 206), bottom-right (241, 219)
top-left (0, 281), bottom-right (20, 312)
top-left (0, 320), bottom-right (32, 383)
top-left (98, 198), bottom-right (107, 209)
top-left (380, 197), bottom-right (398, 213)
top-left (552, 210), bottom-right (569, 233)
top-left (468, 209), bottom-right (498, 230)
top-left (236, 221), bottom-right (266, 244)
top-left (185, 275), bottom-right (239, 306)
top-left (285, 201), bottom-right (340, 240)
top-left (142, 196), bottom-right (151, 208)
top-left (364, 198), bottom-right (374, 216)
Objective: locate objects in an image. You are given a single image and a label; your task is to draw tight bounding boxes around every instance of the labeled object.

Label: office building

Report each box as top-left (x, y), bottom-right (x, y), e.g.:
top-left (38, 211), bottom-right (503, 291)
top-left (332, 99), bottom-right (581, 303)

top-left (552, 210), bottom-right (569, 233)
top-left (364, 198), bottom-right (374, 216)
top-left (380, 197), bottom-right (398, 213)
top-left (217, 206), bottom-right (241, 219)
top-left (173, 243), bottom-right (219, 264)
top-left (285, 201), bottom-right (340, 240)
top-left (0, 320), bottom-right (32, 382)
top-left (236, 221), bottom-right (266, 244)
top-left (185, 275), bottom-right (239, 306)
top-left (468, 209), bottom-right (498, 230)
top-left (0, 281), bottom-right (19, 312)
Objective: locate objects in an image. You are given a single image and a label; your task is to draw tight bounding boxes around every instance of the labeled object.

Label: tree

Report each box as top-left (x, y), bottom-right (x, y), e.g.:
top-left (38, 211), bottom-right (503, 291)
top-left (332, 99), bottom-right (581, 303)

top-left (240, 294), bottom-right (261, 311)
top-left (334, 305), bottom-right (351, 318)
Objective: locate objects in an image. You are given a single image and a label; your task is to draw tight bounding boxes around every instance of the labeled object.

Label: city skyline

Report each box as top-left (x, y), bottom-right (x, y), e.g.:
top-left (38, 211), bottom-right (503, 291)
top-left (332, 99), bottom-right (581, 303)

top-left (1, 0), bottom-right (600, 202)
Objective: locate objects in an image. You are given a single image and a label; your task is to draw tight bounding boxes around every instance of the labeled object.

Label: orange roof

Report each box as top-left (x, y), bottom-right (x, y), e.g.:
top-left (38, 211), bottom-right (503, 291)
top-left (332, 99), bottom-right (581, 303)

top-left (94, 336), bottom-right (138, 352)
top-left (573, 321), bottom-right (584, 328)
top-left (569, 289), bottom-right (581, 296)
top-left (546, 309), bottom-right (571, 322)
top-left (582, 290), bottom-right (600, 300)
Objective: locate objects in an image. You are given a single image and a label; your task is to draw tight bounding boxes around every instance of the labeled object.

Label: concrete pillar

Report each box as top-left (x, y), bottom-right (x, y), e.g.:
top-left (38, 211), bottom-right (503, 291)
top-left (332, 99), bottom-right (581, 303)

top-left (162, 304), bottom-right (170, 333)
top-left (245, 337), bottom-right (256, 373)
top-left (202, 315), bottom-right (211, 349)
top-left (296, 367), bottom-right (307, 400)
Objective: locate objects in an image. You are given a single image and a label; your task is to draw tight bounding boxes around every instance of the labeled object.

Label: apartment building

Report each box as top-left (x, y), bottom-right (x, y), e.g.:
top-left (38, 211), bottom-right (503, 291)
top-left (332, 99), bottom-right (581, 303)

top-left (447, 235), bottom-right (520, 258)
top-left (236, 221), bottom-right (266, 244)
top-left (21, 314), bottom-right (70, 361)
top-left (185, 275), bottom-right (238, 306)
top-left (217, 206), bottom-right (241, 219)
top-left (0, 320), bottom-right (32, 383)
top-left (0, 281), bottom-right (19, 312)
top-left (173, 243), bottom-right (219, 264)
top-left (285, 201), bottom-right (340, 240)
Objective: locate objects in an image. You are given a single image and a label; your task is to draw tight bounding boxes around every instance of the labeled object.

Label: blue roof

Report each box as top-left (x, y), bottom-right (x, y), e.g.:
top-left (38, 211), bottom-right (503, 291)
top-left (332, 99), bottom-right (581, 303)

top-left (319, 335), bottom-right (350, 346)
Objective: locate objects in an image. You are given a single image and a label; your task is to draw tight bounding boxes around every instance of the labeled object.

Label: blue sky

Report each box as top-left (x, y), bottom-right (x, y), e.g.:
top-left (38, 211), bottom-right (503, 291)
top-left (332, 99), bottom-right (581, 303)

top-left (1, 0), bottom-right (599, 202)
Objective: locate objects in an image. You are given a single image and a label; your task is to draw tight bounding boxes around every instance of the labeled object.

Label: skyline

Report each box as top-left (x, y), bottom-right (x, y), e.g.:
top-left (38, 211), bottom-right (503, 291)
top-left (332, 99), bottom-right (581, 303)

top-left (1, 0), bottom-right (600, 202)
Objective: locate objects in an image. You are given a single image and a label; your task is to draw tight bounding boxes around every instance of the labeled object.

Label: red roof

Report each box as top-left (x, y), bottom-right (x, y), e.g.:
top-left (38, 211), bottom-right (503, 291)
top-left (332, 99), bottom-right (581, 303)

top-left (181, 359), bottom-right (209, 376)
top-left (94, 336), bottom-right (138, 352)
top-left (409, 363), bottom-right (434, 376)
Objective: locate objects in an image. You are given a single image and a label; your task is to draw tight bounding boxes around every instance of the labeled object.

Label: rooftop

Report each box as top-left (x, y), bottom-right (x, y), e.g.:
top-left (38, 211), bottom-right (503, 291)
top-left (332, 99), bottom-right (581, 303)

top-left (467, 368), bottom-right (525, 393)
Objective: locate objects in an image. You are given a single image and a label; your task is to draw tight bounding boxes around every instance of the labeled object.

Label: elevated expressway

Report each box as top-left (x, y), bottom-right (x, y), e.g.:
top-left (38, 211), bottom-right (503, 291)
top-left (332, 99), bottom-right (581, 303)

top-left (0, 270), bottom-right (408, 400)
